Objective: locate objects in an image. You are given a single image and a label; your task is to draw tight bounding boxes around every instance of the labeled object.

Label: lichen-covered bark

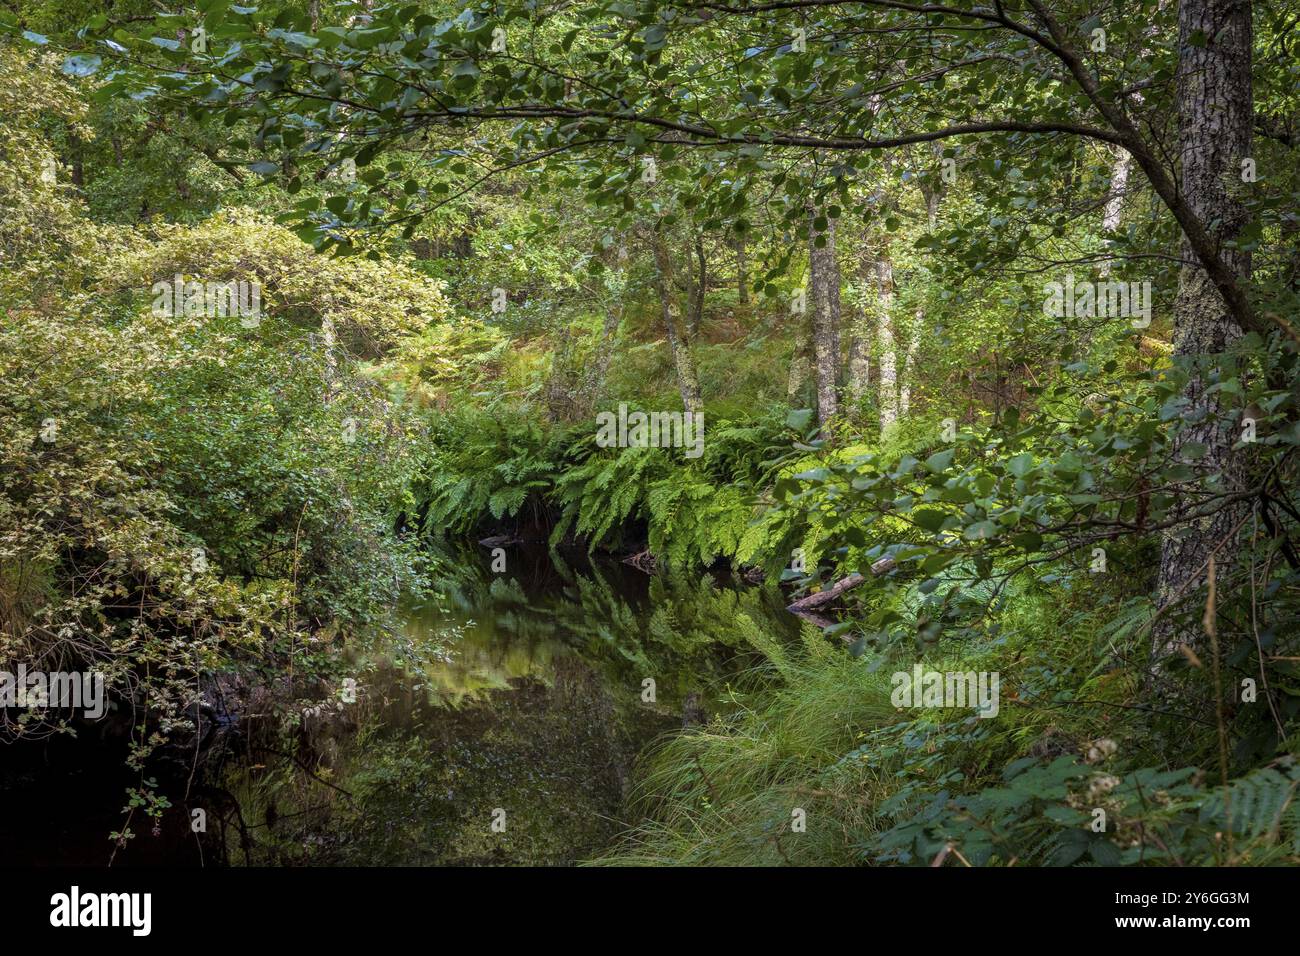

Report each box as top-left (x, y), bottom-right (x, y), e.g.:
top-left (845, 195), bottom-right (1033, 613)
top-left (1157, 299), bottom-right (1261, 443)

top-left (808, 207), bottom-right (842, 426)
top-left (734, 231), bottom-right (749, 306)
top-left (899, 307), bottom-right (924, 417)
top-left (875, 244), bottom-right (898, 436)
top-left (650, 233), bottom-right (703, 414)
top-left (1099, 145), bottom-right (1131, 277)
top-left (845, 289), bottom-right (872, 407)
top-left (788, 313), bottom-right (812, 403)
top-left (1153, 0), bottom-right (1253, 655)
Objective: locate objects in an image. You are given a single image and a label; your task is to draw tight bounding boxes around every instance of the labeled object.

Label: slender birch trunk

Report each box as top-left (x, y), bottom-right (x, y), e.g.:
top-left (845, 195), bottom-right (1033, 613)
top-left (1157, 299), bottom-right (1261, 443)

top-left (875, 242), bottom-right (898, 436)
top-left (808, 207), bottom-right (842, 426)
top-left (650, 233), bottom-right (703, 414)
top-left (1099, 145), bottom-right (1132, 277)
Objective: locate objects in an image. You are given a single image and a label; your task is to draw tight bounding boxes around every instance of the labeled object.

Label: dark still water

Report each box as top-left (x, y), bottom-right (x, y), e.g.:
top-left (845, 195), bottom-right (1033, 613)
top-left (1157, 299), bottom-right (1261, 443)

top-left (1, 544), bottom-right (799, 865)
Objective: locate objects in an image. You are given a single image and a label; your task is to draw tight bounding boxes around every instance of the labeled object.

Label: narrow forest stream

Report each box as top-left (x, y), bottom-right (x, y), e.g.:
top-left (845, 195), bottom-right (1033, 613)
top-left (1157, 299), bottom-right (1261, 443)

top-left (2, 543), bottom-right (800, 866)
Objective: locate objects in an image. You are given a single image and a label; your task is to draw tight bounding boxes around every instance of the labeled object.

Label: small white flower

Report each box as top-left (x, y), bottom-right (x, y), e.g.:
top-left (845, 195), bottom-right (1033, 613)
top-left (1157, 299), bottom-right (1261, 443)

top-left (1085, 737), bottom-right (1118, 764)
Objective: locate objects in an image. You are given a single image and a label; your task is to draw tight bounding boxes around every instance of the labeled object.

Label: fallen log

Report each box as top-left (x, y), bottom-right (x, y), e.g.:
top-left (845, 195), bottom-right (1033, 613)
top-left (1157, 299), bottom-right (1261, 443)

top-left (784, 556), bottom-right (896, 613)
top-left (785, 607), bottom-right (839, 630)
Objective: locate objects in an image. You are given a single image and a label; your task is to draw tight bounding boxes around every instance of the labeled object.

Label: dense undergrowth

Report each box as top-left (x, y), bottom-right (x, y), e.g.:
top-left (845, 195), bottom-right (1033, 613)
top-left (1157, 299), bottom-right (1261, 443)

top-left (0, 44), bottom-right (437, 814)
top-left (596, 586), bottom-right (1300, 866)
top-left (4, 11), bottom-right (1299, 870)
top-left (410, 347), bottom-right (1300, 866)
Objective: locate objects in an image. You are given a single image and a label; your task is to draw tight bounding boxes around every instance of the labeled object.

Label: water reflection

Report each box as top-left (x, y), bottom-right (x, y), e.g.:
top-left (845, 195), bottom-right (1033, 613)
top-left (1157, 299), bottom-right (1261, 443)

top-left (1, 542), bottom-right (801, 865)
top-left (211, 543), bottom-right (802, 865)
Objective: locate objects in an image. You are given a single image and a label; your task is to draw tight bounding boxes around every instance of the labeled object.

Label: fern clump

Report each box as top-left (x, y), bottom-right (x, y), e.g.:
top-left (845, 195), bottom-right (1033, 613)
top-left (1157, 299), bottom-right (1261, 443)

top-left (418, 407), bottom-right (793, 572)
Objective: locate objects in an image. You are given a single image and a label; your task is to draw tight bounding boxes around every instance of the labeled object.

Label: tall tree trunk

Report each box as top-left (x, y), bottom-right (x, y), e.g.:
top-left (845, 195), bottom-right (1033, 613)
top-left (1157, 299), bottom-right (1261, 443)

top-left (661, 309), bottom-right (702, 414)
top-left (320, 316), bottom-right (339, 396)
top-left (543, 341), bottom-right (576, 421)
top-left (1153, 0), bottom-right (1253, 656)
top-left (1283, 113), bottom-right (1300, 293)
top-left (808, 207), bottom-right (841, 426)
top-left (788, 311), bottom-right (812, 403)
top-left (650, 234), bottom-right (703, 413)
top-left (894, 179), bottom-right (938, 419)
top-left (898, 307), bottom-right (924, 417)
top-left (1099, 144), bottom-right (1131, 277)
top-left (875, 241), bottom-right (899, 436)
top-left (687, 233), bottom-right (707, 340)
top-left (845, 291), bottom-right (872, 407)
top-left (734, 231), bottom-right (749, 306)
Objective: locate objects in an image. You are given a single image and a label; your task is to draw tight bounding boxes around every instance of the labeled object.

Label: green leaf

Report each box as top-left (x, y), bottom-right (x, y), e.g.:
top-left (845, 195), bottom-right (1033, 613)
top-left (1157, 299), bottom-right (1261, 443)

top-left (1010, 531), bottom-right (1042, 551)
top-left (1088, 839), bottom-right (1122, 866)
top-left (1044, 805), bottom-right (1088, 825)
top-left (793, 467), bottom-right (831, 483)
top-left (963, 520), bottom-right (997, 541)
top-left (1007, 453), bottom-right (1034, 477)
top-left (925, 448), bottom-right (955, 473)
top-left (267, 28), bottom-right (318, 48)
top-left (784, 408), bottom-right (814, 431)
top-left (913, 509), bottom-right (948, 532)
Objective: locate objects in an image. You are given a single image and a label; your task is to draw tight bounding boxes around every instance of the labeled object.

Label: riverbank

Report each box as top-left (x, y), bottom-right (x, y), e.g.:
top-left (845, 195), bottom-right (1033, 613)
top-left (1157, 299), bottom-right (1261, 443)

top-left (1, 543), bottom-right (799, 865)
